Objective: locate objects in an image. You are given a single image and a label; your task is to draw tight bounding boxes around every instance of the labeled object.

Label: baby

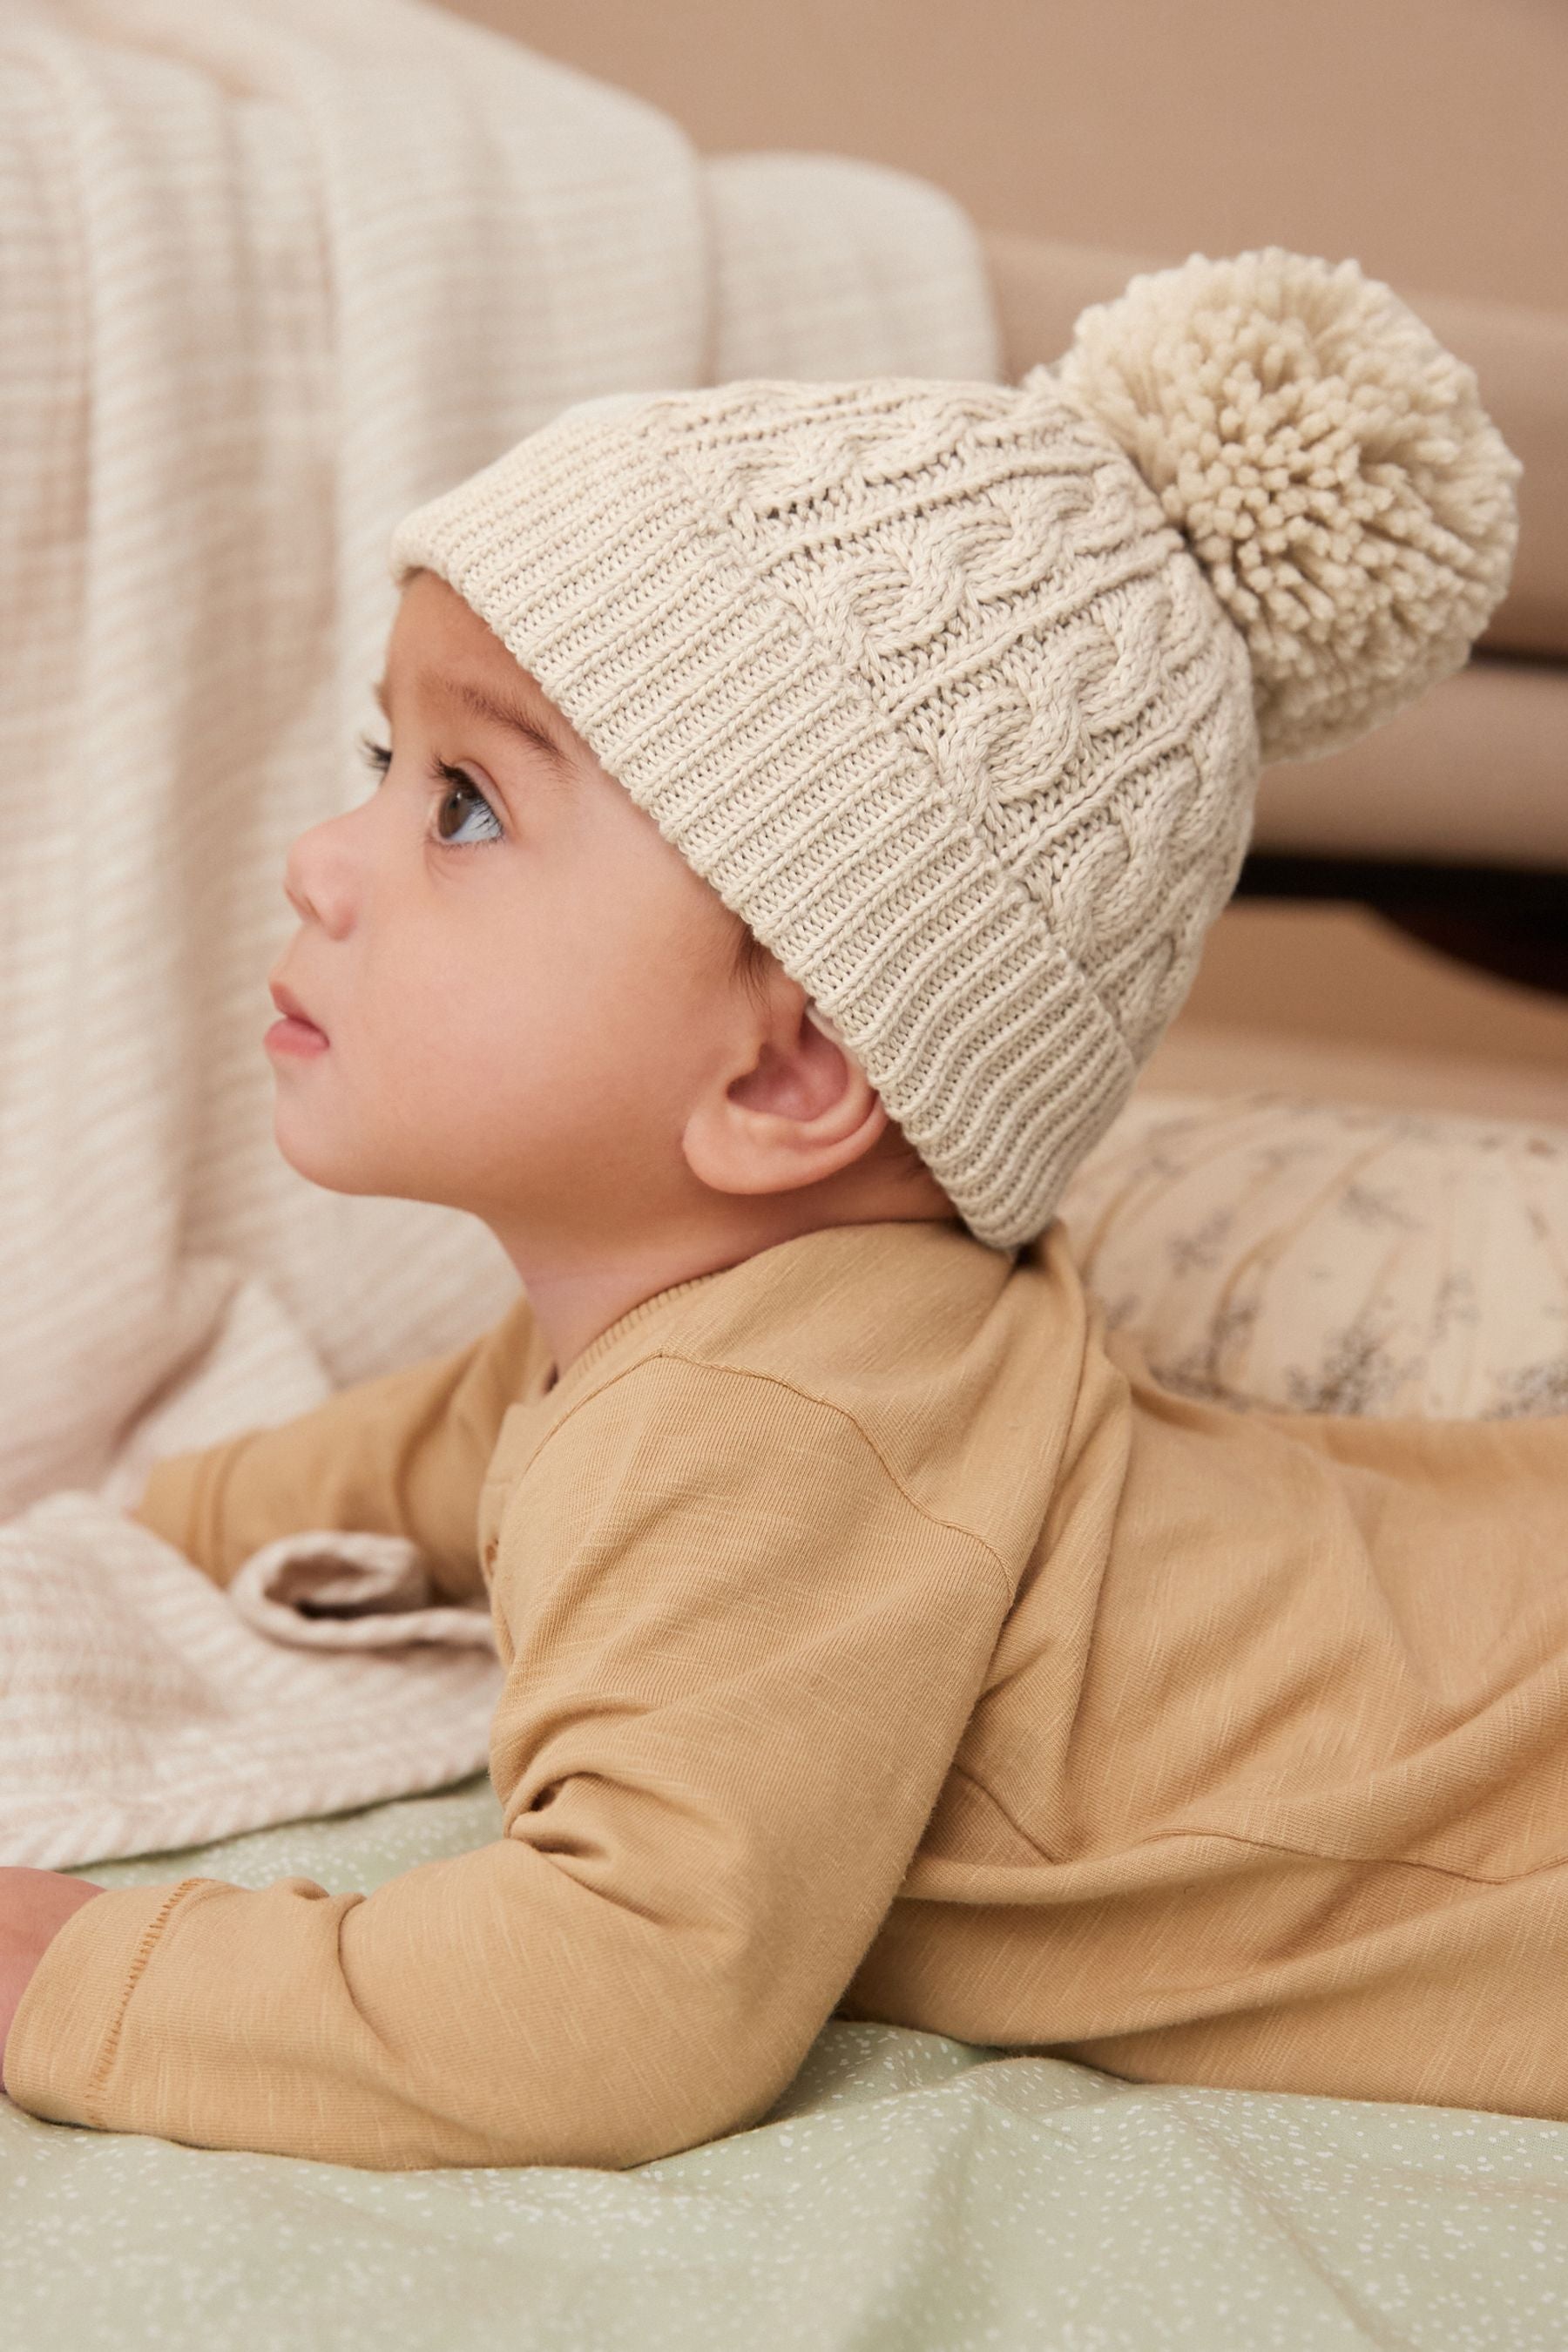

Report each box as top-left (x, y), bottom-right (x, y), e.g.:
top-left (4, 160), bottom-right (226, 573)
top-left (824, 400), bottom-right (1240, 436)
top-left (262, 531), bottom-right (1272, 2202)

top-left (5, 250), bottom-right (1563, 2173)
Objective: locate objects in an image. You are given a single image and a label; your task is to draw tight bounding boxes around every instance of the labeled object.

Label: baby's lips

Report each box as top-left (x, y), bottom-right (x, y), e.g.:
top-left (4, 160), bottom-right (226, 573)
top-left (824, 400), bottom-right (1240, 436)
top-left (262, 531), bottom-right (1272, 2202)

top-left (268, 977), bottom-right (328, 1038)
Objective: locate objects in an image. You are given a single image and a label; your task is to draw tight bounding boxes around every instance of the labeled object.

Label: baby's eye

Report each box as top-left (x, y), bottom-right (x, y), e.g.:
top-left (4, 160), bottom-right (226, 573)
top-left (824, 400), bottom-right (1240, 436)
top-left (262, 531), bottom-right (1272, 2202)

top-left (431, 763), bottom-right (504, 848)
top-left (358, 734), bottom-right (504, 848)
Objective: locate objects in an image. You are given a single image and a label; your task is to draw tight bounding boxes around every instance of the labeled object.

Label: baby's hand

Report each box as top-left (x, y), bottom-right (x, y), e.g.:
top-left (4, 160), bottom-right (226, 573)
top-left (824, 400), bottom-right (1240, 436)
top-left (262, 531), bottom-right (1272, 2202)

top-left (0, 1868), bottom-right (106, 2091)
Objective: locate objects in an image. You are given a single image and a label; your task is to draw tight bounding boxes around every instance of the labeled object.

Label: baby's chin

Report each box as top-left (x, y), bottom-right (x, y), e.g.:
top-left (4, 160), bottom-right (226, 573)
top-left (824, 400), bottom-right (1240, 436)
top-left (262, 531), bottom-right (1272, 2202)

top-left (270, 1099), bottom-right (490, 1213)
top-left (269, 1097), bottom-right (385, 1199)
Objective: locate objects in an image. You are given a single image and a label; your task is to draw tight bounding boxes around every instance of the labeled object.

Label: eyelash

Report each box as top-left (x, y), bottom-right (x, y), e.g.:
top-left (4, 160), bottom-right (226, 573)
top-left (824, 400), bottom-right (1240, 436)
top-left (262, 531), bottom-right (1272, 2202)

top-left (358, 734), bottom-right (505, 849)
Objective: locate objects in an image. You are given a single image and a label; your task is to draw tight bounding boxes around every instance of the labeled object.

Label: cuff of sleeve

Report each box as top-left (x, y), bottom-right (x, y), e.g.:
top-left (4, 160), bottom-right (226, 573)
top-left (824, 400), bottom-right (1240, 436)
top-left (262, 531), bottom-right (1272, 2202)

top-left (131, 1454), bottom-right (211, 1565)
top-left (3, 1877), bottom-right (213, 2126)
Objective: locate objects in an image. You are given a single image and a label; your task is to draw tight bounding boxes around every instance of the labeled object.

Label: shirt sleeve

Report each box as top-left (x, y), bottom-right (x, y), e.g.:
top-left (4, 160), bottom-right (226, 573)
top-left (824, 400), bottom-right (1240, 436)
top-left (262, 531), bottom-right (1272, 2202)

top-left (6, 1354), bottom-right (1010, 2170)
top-left (129, 1293), bottom-right (539, 1599)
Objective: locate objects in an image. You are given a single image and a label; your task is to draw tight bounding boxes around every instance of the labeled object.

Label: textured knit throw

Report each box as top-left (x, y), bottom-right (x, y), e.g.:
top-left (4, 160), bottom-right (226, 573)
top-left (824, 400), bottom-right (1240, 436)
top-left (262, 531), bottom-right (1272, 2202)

top-left (393, 248), bottom-right (1523, 1248)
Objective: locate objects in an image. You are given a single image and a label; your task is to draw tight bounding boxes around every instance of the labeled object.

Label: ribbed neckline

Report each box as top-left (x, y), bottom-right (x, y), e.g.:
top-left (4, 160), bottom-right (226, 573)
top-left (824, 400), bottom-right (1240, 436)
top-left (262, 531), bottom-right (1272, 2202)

top-left (547, 1266), bottom-right (733, 1393)
top-left (546, 1220), bottom-right (974, 1396)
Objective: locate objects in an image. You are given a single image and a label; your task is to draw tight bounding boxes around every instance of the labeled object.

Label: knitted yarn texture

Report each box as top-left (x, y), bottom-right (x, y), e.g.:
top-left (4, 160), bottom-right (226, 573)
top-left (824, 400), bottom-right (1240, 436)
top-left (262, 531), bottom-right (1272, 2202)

top-left (390, 247), bottom-right (1521, 1249)
top-left (1051, 248), bottom-right (1522, 766)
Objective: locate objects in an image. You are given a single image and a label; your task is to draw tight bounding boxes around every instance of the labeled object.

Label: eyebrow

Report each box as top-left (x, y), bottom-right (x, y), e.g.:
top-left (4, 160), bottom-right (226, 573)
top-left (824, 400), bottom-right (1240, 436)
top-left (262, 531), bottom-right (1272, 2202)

top-left (372, 676), bottom-right (577, 787)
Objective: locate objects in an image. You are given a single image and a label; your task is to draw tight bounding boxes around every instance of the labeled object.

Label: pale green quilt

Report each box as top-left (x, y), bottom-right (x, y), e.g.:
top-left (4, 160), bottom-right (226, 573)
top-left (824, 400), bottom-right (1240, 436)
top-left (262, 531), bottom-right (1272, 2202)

top-left (7, 1775), bottom-right (1568, 2351)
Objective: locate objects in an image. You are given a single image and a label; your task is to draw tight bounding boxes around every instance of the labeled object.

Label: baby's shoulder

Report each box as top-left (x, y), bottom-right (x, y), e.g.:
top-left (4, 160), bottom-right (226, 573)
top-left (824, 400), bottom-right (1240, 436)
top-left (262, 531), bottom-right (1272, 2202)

top-left (485, 1215), bottom-right (1074, 1507)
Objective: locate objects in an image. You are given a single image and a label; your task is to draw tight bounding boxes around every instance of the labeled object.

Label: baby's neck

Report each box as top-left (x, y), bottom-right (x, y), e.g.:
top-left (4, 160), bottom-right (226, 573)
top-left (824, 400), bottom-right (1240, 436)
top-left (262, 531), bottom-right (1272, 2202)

top-left (492, 1193), bottom-right (958, 1383)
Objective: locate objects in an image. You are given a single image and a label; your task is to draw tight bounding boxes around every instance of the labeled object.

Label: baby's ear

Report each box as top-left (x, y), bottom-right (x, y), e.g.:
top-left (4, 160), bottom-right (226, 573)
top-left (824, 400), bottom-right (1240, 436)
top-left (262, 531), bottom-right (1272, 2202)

top-left (724, 1000), bottom-right (859, 1123)
top-left (681, 995), bottom-right (889, 1200)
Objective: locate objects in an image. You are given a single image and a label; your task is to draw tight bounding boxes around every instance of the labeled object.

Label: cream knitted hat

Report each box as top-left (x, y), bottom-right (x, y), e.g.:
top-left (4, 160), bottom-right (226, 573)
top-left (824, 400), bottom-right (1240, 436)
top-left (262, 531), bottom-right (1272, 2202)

top-left (389, 247), bottom-right (1521, 1251)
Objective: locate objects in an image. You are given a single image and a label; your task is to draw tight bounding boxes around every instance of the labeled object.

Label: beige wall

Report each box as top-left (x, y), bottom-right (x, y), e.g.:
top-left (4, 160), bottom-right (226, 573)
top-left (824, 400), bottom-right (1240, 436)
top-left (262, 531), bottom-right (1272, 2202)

top-left (438, 0), bottom-right (1565, 313)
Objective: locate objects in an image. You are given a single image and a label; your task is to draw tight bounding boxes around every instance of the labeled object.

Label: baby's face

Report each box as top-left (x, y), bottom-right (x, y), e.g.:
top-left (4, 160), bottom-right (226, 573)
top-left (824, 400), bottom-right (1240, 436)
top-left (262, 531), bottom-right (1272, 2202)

top-left (266, 571), bottom-right (752, 1233)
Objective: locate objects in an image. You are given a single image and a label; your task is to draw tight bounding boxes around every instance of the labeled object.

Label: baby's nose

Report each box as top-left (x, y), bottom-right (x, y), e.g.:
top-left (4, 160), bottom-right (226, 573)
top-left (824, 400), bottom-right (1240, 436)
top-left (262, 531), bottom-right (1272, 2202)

top-left (282, 814), bottom-right (358, 940)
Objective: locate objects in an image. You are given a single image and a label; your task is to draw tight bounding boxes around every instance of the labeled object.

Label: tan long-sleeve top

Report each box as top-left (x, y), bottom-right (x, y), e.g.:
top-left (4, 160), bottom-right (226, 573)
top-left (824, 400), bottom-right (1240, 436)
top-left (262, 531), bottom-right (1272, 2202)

top-left (8, 1214), bottom-right (1568, 2169)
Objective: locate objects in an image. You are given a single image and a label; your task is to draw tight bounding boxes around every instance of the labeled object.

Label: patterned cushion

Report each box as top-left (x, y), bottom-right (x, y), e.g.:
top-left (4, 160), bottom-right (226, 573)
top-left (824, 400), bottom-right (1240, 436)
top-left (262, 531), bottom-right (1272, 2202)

top-left (1056, 1089), bottom-right (1568, 1420)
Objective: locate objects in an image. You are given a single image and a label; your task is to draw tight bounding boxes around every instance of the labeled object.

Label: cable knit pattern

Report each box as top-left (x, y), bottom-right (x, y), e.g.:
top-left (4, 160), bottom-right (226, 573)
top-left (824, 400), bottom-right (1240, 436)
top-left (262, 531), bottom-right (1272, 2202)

top-left (395, 253), bottom-right (1521, 1249)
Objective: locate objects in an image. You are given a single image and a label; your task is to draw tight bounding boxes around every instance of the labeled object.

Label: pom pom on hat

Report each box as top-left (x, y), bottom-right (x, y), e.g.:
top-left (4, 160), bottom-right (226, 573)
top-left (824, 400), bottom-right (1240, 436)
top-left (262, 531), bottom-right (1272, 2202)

top-left (1044, 246), bottom-right (1523, 765)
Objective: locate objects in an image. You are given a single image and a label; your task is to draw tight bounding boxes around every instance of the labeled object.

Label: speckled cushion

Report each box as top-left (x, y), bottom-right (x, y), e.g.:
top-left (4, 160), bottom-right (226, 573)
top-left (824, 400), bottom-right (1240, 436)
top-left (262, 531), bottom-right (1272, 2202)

top-left (1058, 1087), bottom-right (1568, 1421)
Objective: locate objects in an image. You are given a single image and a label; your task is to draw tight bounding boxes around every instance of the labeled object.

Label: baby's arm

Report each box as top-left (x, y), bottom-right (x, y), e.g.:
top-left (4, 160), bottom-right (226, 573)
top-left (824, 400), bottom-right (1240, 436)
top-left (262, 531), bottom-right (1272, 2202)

top-left (130, 1292), bottom-right (539, 1601)
top-left (6, 1355), bottom-right (1010, 2169)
